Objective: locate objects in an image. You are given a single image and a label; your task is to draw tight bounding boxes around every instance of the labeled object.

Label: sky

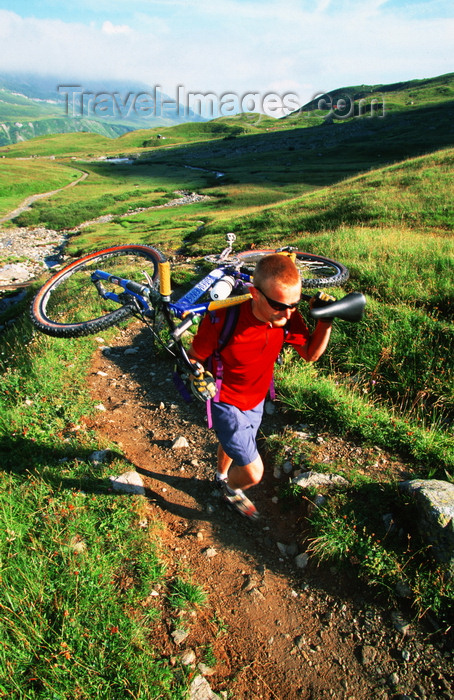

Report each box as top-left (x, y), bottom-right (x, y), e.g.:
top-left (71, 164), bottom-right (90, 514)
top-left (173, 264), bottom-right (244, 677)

top-left (0, 0), bottom-right (453, 117)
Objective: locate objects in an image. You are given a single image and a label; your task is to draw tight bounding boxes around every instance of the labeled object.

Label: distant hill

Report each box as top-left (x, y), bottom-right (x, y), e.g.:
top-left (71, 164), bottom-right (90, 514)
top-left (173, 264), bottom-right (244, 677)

top-left (0, 73), bottom-right (205, 147)
top-left (287, 72), bottom-right (454, 120)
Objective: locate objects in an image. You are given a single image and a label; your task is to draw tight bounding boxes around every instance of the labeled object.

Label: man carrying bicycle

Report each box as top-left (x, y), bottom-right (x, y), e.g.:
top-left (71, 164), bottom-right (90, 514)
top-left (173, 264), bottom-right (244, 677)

top-left (188, 253), bottom-right (333, 521)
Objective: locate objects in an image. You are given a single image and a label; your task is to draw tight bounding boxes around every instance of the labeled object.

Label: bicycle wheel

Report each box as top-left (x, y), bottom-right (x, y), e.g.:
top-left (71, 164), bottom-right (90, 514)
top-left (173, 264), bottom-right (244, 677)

top-left (30, 245), bottom-right (166, 338)
top-left (237, 249), bottom-right (349, 288)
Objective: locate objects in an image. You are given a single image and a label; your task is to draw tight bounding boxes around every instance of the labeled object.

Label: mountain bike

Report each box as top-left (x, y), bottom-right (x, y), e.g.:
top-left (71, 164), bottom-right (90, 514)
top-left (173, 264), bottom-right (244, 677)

top-left (30, 234), bottom-right (365, 382)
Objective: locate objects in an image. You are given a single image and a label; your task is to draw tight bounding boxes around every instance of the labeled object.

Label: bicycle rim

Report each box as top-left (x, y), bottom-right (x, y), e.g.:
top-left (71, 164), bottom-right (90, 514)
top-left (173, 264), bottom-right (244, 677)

top-left (237, 249), bottom-right (349, 288)
top-left (30, 245), bottom-right (165, 337)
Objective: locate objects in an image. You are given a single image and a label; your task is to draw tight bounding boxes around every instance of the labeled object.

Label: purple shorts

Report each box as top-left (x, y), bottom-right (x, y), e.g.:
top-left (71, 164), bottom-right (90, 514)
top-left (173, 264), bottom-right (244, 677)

top-left (210, 400), bottom-right (265, 467)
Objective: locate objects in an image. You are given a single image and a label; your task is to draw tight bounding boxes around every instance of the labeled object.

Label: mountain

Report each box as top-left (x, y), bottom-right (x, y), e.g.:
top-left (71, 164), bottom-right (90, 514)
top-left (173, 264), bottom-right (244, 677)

top-left (0, 72), bottom-right (205, 147)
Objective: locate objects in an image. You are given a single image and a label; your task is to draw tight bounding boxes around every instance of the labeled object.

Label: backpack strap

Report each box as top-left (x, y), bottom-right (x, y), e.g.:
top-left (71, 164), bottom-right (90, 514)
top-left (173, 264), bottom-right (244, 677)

top-left (206, 304), bottom-right (242, 428)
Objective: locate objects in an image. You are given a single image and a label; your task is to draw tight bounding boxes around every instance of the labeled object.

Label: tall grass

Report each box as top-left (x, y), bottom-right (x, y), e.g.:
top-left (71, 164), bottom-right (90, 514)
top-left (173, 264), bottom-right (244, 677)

top-left (275, 358), bottom-right (454, 471)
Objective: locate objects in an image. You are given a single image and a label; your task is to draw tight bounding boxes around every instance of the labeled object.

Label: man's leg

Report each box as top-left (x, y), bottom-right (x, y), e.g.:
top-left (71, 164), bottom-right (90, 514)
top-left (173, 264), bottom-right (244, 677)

top-left (217, 443), bottom-right (263, 491)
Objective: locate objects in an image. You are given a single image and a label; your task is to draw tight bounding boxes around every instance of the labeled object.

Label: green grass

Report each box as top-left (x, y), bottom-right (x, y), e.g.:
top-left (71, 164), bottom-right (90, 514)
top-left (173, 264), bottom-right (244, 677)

top-left (0, 132), bottom-right (119, 159)
top-left (12, 159), bottom-right (215, 230)
top-left (0, 475), bottom-right (188, 699)
top-left (0, 316), bottom-right (199, 699)
top-left (0, 160), bottom-right (83, 217)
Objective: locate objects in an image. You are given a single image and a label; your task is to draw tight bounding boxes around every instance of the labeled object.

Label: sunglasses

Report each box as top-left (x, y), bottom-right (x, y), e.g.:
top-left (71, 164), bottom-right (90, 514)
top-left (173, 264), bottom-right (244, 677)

top-left (255, 286), bottom-right (301, 312)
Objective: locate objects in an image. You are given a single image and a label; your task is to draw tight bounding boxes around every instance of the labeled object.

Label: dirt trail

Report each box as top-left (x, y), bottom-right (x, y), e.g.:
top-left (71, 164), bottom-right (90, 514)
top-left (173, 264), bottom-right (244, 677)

top-left (85, 320), bottom-right (453, 700)
top-left (0, 171), bottom-right (88, 224)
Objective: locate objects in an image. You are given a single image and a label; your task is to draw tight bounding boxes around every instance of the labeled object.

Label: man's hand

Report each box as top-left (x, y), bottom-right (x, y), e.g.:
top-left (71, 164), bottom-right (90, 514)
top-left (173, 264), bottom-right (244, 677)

top-left (190, 370), bottom-right (217, 402)
top-left (189, 360), bottom-right (217, 402)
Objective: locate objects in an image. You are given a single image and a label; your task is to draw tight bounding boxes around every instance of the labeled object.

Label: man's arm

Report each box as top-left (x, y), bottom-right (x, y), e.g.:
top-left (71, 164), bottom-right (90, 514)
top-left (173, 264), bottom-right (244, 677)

top-left (295, 319), bottom-right (332, 362)
top-left (187, 342), bottom-right (206, 364)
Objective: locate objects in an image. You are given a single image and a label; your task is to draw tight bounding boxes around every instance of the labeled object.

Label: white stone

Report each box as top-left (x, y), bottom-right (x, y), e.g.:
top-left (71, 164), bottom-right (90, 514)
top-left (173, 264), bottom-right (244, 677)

top-left (89, 449), bottom-right (110, 464)
top-left (180, 649), bottom-right (196, 665)
top-left (172, 436), bottom-right (189, 449)
top-left (189, 674), bottom-right (221, 700)
top-left (171, 628), bottom-right (189, 645)
top-left (109, 471), bottom-right (145, 495)
top-left (293, 471), bottom-right (348, 490)
top-left (399, 479), bottom-right (454, 573)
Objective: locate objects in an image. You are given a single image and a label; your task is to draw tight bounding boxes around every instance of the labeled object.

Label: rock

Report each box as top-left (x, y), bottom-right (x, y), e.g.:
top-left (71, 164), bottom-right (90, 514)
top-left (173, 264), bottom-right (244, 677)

top-left (395, 580), bottom-right (412, 598)
top-left (295, 552), bottom-right (309, 569)
top-left (388, 672), bottom-right (399, 687)
top-left (293, 471), bottom-right (348, 490)
top-left (203, 547), bottom-right (217, 558)
top-left (399, 479), bottom-right (454, 573)
top-left (188, 674), bottom-right (221, 700)
top-left (124, 347), bottom-right (139, 354)
top-left (359, 644), bottom-right (377, 665)
top-left (198, 662), bottom-right (215, 676)
top-left (283, 460), bottom-right (293, 474)
top-left (109, 471), bottom-right (145, 495)
top-left (286, 541), bottom-right (299, 557)
top-left (171, 628), bottom-right (189, 645)
top-left (89, 449), bottom-right (110, 464)
top-left (264, 400), bottom-right (275, 415)
top-left (390, 610), bottom-right (411, 635)
top-left (172, 436), bottom-right (189, 449)
top-left (180, 649), bottom-right (196, 665)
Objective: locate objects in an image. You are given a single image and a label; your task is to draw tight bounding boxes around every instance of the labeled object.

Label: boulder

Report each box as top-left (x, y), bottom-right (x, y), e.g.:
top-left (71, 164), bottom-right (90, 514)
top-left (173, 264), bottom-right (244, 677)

top-left (399, 479), bottom-right (454, 574)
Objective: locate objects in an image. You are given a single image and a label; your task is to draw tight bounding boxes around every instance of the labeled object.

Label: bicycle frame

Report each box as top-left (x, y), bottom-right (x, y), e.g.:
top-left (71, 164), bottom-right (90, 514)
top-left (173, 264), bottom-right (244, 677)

top-left (90, 260), bottom-right (254, 376)
top-left (91, 263), bottom-right (253, 327)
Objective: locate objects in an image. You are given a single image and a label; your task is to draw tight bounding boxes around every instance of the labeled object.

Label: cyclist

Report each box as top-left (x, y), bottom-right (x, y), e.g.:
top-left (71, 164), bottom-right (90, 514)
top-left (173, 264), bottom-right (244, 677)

top-left (188, 253), bottom-right (333, 521)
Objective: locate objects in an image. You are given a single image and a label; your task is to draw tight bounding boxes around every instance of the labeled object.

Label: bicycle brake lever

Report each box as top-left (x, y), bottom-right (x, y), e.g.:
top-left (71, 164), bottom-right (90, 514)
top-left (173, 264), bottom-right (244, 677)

top-left (172, 314), bottom-right (195, 340)
top-left (142, 270), bottom-right (155, 289)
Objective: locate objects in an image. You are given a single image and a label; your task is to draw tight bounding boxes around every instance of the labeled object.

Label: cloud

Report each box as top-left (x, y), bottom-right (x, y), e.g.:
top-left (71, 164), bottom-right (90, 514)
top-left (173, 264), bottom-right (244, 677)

top-left (0, 4), bottom-right (452, 113)
top-left (101, 20), bottom-right (133, 36)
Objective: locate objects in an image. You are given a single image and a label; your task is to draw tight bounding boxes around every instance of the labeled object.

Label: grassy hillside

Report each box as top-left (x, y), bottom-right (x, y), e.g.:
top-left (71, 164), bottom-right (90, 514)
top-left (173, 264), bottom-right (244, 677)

top-left (1, 72), bottom-right (454, 694)
top-left (0, 73), bottom-right (206, 147)
top-left (293, 71), bottom-right (454, 117)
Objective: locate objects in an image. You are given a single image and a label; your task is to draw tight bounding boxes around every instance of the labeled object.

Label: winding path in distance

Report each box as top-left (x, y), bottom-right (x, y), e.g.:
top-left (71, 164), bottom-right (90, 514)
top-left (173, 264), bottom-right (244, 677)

top-left (0, 170), bottom-right (88, 224)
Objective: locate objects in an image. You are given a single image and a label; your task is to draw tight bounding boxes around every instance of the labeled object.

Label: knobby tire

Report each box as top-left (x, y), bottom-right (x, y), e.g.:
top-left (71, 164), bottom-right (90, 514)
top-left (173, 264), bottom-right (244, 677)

top-left (30, 245), bottom-right (165, 338)
top-left (237, 249), bottom-right (349, 288)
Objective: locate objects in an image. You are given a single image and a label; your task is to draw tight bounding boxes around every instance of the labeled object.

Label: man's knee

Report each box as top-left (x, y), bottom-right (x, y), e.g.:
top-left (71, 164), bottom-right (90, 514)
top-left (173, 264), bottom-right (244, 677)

top-left (243, 456), bottom-right (264, 485)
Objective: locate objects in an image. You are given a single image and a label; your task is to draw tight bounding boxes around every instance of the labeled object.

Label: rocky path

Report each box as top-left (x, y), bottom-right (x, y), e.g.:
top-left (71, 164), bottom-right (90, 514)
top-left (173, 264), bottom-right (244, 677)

top-left (84, 321), bottom-right (453, 700)
top-left (0, 190), bottom-right (209, 291)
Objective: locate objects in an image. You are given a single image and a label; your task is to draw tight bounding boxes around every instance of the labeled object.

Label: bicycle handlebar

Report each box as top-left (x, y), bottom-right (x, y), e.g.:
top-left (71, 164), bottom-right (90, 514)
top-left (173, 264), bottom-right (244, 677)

top-left (308, 292), bottom-right (366, 322)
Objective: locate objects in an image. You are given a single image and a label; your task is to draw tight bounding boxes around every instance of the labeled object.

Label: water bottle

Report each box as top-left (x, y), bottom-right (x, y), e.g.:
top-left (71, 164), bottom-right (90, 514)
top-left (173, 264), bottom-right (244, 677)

top-left (210, 276), bottom-right (235, 300)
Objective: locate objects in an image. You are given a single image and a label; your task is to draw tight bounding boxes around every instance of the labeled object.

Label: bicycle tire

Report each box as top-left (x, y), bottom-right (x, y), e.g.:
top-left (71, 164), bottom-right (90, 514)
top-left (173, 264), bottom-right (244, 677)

top-left (237, 249), bottom-right (349, 288)
top-left (30, 244), bottom-right (166, 338)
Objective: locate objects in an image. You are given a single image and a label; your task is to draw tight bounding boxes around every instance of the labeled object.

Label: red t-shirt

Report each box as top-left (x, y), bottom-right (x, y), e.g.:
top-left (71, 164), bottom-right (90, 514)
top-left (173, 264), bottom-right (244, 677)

top-left (191, 300), bottom-right (309, 410)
